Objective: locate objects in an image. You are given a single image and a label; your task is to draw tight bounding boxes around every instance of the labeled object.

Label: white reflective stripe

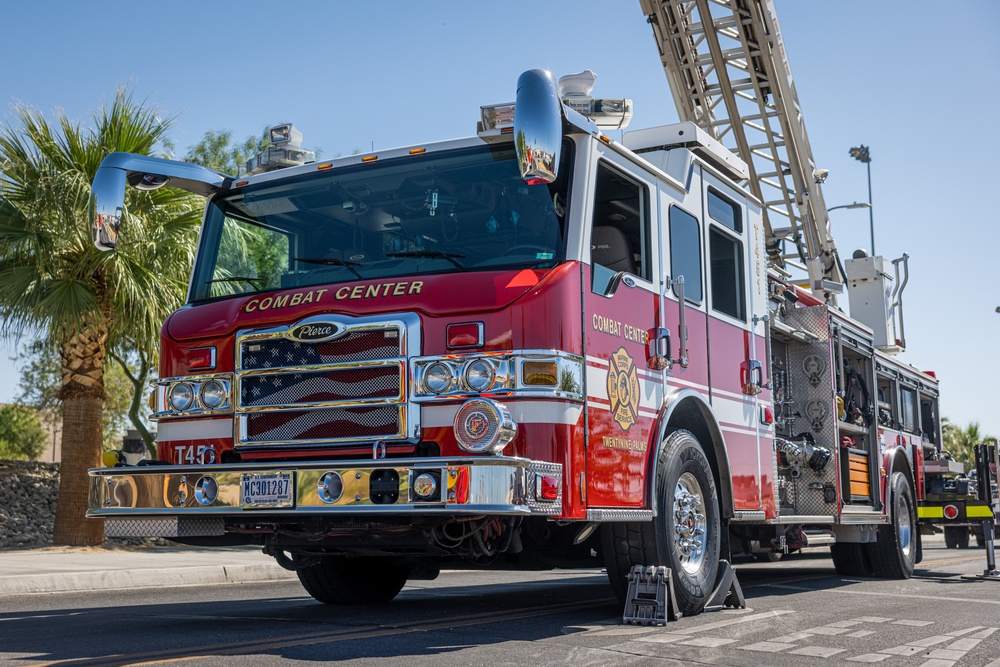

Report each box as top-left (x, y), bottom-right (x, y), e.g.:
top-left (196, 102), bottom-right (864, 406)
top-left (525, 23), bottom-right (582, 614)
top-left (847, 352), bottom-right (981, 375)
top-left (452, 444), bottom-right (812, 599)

top-left (157, 418), bottom-right (233, 442)
top-left (712, 394), bottom-right (757, 431)
top-left (720, 423), bottom-right (759, 438)
top-left (586, 363), bottom-right (663, 411)
top-left (422, 401), bottom-right (583, 428)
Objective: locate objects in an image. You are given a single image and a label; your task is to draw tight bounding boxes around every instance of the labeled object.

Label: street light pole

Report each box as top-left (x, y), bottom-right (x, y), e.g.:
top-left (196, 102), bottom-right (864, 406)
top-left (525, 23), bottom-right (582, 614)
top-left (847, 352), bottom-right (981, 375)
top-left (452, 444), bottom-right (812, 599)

top-left (849, 145), bottom-right (875, 255)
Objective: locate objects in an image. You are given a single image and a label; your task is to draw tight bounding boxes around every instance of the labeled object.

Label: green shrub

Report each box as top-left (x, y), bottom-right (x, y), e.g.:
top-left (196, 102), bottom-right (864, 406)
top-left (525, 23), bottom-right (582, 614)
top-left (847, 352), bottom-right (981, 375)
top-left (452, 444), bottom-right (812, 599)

top-left (0, 404), bottom-right (47, 461)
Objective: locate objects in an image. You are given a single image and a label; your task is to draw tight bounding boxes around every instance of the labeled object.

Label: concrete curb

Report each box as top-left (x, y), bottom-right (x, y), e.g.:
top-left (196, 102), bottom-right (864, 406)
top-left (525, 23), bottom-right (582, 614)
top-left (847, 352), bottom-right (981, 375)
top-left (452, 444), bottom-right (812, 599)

top-left (0, 562), bottom-right (297, 595)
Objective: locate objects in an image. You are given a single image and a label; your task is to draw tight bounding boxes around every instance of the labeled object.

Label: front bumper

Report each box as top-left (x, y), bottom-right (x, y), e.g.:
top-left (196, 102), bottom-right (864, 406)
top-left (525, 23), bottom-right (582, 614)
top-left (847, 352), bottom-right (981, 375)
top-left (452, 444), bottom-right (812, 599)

top-left (88, 456), bottom-right (563, 536)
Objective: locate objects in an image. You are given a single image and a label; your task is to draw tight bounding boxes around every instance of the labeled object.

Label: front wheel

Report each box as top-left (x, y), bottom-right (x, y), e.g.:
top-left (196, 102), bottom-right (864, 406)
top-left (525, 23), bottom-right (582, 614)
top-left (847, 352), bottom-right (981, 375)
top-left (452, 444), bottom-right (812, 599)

top-left (296, 557), bottom-right (409, 604)
top-left (867, 472), bottom-right (917, 578)
top-left (602, 429), bottom-right (721, 615)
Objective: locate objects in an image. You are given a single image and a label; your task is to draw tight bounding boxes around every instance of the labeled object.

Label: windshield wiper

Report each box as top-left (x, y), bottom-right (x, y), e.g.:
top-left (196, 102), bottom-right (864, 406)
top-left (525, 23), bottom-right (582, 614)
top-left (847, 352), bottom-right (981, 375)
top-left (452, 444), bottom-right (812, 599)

top-left (206, 276), bottom-right (265, 286)
top-left (294, 256), bottom-right (363, 279)
top-left (385, 250), bottom-right (466, 271)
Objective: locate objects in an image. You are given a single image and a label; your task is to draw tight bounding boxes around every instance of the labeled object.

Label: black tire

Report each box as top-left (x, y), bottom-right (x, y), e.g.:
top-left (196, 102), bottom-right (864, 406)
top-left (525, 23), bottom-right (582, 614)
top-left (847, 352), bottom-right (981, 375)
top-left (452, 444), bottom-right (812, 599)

top-left (867, 473), bottom-right (917, 578)
top-left (296, 557), bottom-right (408, 604)
top-left (944, 526), bottom-right (970, 549)
top-left (830, 542), bottom-right (873, 577)
top-left (602, 429), bottom-right (721, 615)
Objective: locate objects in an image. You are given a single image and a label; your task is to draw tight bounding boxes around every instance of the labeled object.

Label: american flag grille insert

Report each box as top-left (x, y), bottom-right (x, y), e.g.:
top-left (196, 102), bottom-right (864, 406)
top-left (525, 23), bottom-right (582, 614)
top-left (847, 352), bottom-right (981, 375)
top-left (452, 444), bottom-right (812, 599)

top-left (239, 365), bottom-right (402, 408)
top-left (245, 406), bottom-right (402, 443)
top-left (240, 329), bottom-right (402, 371)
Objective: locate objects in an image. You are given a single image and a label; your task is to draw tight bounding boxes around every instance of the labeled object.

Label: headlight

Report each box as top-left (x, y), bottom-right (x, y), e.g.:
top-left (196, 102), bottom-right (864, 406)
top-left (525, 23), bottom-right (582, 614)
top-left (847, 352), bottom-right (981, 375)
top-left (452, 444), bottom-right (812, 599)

top-left (199, 379), bottom-right (227, 409)
top-left (454, 398), bottom-right (517, 454)
top-left (464, 359), bottom-right (496, 392)
top-left (168, 382), bottom-right (195, 411)
top-left (423, 362), bottom-right (454, 394)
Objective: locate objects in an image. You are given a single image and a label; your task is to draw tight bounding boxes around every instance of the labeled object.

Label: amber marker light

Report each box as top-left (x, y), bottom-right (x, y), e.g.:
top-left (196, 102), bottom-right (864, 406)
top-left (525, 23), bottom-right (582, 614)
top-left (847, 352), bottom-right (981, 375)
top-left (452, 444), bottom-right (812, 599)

top-left (522, 361), bottom-right (558, 386)
top-left (409, 148), bottom-right (426, 155)
top-left (316, 163), bottom-right (333, 170)
top-left (234, 180), bottom-right (249, 187)
top-left (361, 155), bottom-right (378, 163)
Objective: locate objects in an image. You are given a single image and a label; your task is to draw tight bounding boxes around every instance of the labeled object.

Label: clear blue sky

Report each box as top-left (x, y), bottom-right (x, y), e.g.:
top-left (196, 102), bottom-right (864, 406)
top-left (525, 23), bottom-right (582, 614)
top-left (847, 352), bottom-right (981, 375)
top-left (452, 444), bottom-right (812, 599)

top-left (2, 2), bottom-right (998, 436)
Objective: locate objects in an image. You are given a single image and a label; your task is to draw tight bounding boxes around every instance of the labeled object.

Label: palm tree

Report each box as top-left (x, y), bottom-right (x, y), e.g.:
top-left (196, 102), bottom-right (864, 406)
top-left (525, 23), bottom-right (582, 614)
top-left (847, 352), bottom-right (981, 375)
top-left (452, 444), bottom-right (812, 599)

top-left (0, 90), bottom-right (201, 545)
top-left (941, 418), bottom-right (995, 470)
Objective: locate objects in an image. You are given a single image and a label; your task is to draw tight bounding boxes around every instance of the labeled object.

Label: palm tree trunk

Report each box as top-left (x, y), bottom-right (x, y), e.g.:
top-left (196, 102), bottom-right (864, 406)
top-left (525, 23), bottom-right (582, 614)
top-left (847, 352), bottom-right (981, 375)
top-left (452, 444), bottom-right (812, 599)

top-left (52, 329), bottom-right (107, 546)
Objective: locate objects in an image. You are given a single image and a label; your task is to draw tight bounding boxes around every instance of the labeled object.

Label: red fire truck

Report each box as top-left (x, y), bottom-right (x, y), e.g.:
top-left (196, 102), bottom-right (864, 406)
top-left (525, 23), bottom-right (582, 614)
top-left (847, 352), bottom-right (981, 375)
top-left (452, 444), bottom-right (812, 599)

top-left (87, 1), bottom-right (950, 615)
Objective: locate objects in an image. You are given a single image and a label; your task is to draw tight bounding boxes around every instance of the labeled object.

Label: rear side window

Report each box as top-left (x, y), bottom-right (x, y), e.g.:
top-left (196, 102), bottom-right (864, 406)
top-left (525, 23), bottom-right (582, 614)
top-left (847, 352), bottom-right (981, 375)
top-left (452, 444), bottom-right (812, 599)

top-left (709, 226), bottom-right (746, 321)
top-left (668, 206), bottom-right (702, 303)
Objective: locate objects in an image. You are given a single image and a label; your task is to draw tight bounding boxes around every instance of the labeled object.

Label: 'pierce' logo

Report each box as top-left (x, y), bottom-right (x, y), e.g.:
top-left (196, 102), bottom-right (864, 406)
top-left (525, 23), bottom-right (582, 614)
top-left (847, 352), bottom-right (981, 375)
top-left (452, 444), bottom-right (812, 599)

top-left (607, 347), bottom-right (640, 432)
top-left (287, 322), bottom-right (343, 343)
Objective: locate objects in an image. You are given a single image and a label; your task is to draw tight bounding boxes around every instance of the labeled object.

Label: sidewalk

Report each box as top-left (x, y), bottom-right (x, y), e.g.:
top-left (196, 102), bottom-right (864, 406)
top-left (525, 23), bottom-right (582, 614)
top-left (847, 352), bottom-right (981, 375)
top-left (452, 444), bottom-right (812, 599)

top-left (0, 545), bottom-right (296, 595)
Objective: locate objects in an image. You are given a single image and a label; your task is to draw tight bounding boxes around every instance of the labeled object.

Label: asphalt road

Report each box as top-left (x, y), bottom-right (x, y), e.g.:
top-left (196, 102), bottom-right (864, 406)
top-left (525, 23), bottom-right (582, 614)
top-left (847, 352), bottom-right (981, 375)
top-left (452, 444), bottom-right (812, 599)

top-left (1, 539), bottom-right (999, 667)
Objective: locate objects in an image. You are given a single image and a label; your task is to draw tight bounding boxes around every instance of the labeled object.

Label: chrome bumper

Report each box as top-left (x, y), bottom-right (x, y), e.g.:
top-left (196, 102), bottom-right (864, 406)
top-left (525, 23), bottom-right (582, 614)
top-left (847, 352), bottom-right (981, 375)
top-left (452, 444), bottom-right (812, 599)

top-left (88, 457), bottom-right (563, 529)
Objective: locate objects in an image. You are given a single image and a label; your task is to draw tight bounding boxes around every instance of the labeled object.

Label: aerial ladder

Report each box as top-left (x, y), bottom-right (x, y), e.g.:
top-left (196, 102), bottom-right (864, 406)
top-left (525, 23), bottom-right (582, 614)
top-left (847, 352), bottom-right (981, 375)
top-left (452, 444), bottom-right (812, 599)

top-left (639, 0), bottom-right (845, 299)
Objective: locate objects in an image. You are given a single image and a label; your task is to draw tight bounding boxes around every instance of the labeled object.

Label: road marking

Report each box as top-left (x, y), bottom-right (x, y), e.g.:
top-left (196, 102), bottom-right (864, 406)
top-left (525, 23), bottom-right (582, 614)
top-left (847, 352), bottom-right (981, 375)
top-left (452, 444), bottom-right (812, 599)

top-left (907, 635), bottom-right (954, 647)
top-left (918, 660), bottom-right (957, 667)
top-left (879, 645), bottom-right (925, 656)
top-left (771, 632), bottom-right (814, 643)
top-left (766, 583), bottom-right (1000, 605)
top-left (945, 626), bottom-right (984, 636)
top-left (671, 609), bottom-right (795, 634)
top-left (0, 612), bottom-right (85, 622)
top-left (970, 627), bottom-right (998, 639)
top-left (803, 625), bottom-right (851, 635)
top-left (739, 641), bottom-right (796, 652)
top-left (676, 636), bottom-right (736, 647)
top-left (790, 646), bottom-right (845, 657)
top-left (892, 619), bottom-right (935, 627)
top-left (25, 596), bottom-right (615, 667)
top-left (847, 654), bottom-right (892, 662)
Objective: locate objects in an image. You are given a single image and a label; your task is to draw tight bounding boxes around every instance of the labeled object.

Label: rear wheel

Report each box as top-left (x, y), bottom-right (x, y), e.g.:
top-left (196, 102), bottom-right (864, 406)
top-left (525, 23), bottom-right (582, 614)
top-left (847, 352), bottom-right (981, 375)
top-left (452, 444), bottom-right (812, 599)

top-left (830, 542), bottom-right (873, 577)
top-left (296, 557), bottom-right (409, 604)
top-left (602, 429), bottom-right (721, 615)
top-left (867, 473), bottom-right (917, 578)
top-left (944, 526), bottom-right (970, 549)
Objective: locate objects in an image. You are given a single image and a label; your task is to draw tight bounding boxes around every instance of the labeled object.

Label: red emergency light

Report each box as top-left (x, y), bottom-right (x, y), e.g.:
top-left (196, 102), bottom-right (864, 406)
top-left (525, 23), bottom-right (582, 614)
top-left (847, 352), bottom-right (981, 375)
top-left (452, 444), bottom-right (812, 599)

top-left (447, 322), bottom-right (483, 349)
top-left (187, 347), bottom-right (216, 371)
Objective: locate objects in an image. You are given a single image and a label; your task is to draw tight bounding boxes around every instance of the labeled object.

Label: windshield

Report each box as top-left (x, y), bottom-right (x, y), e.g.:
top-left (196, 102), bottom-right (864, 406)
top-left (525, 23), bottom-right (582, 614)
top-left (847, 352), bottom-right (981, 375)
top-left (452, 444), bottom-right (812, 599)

top-left (190, 143), bottom-right (570, 303)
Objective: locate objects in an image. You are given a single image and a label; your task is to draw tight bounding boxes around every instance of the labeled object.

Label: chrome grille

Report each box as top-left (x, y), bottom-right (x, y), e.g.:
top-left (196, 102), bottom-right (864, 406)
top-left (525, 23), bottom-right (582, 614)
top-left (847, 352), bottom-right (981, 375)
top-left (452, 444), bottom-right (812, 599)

top-left (244, 406), bottom-right (403, 443)
top-left (235, 314), bottom-right (418, 449)
top-left (240, 366), bottom-right (402, 408)
top-left (240, 329), bottom-right (401, 370)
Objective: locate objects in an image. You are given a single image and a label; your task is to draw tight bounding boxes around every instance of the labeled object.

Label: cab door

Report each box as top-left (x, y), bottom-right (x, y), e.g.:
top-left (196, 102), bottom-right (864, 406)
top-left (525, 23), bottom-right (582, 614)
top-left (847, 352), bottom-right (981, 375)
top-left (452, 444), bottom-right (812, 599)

top-left (701, 173), bottom-right (767, 511)
top-left (584, 152), bottom-right (662, 508)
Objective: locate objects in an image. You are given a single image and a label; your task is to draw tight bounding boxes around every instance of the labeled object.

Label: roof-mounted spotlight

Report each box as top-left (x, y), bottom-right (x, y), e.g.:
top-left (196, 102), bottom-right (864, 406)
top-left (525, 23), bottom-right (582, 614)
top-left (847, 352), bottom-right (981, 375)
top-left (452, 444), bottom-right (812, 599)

top-left (242, 123), bottom-right (315, 176)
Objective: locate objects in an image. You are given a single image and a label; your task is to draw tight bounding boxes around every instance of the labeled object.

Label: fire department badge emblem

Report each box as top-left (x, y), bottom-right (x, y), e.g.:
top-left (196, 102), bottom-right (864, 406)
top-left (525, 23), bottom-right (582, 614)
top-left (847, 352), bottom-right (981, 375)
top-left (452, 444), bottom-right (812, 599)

top-left (607, 347), bottom-right (640, 431)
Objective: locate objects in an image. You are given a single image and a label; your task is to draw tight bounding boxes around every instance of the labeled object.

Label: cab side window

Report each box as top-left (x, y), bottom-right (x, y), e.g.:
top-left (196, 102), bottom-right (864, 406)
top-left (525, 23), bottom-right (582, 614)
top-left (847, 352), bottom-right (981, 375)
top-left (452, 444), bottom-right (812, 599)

top-left (590, 162), bottom-right (650, 294)
top-left (707, 189), bottom-right (745, 321)
top-left (668, 206), bottom-right (703, 302)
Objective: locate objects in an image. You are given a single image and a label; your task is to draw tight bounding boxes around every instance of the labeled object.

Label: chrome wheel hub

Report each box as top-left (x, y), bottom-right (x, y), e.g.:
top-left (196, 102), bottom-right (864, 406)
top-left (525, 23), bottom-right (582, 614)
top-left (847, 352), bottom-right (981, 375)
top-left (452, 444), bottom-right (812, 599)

top-left (898, 497), bottom-right (913, 557)
top-left (673, 472), bottom-right (707, 574)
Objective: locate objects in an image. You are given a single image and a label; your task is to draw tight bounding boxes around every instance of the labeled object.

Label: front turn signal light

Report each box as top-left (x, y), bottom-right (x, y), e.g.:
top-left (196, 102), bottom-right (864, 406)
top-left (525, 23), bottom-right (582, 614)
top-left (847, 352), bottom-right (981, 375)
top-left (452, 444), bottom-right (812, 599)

top-left (522, 361), bottom-right (558, 386)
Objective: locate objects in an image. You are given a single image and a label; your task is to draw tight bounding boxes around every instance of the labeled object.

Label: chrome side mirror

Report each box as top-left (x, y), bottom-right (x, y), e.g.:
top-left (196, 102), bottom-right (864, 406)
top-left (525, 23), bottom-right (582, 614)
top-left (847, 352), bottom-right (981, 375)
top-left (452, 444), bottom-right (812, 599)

top-left (88, 152), bottom-right (231, 251)
top-left (513, 69), bottom-right (562, 185)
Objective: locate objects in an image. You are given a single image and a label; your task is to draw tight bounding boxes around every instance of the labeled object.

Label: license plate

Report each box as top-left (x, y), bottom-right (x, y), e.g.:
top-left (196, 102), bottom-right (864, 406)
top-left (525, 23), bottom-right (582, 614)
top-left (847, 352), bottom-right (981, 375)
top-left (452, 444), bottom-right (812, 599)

top-left (240, 471), bottom-right (293, 509)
